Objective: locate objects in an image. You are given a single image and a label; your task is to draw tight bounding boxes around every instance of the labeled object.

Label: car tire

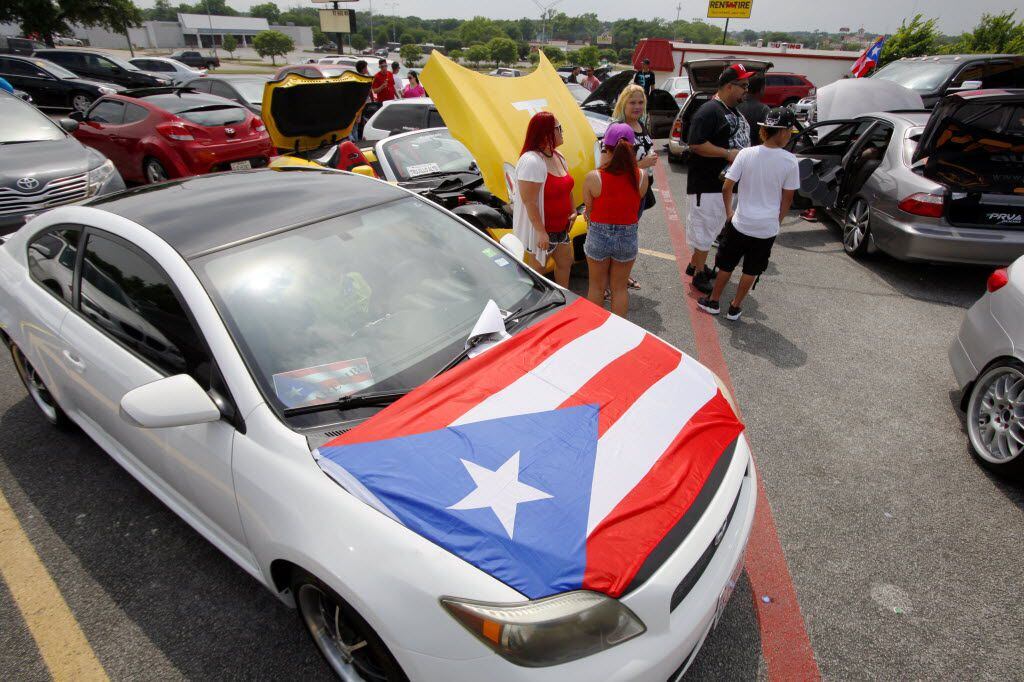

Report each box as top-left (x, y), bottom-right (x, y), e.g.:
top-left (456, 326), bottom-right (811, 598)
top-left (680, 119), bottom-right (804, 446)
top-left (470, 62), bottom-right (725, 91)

top-left (291, 569), bottom-right (408, 682)
top-left (783, 98), bottom-right (800, 107)
top-left (841, 198), bottom-right (872, 258)
top-left (966, 359), bottom-right (1024, 478)
top-left (143, 157), bottom-right (169, 184)
top-left (71, 92), bottom-right (93, 113)
top-left (10, 345), bottom-right (72, 430)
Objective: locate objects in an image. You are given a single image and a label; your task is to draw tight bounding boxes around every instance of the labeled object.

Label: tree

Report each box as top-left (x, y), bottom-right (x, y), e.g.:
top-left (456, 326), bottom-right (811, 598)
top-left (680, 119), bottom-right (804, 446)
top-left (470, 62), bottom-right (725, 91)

top-left (1, 0), bottom-right (143, 47)
top-left (278, 7), bottom-right (318, 26)
top-left (351, 33), bottom-right (368, 51)
top-left (599, 48), bottom-right (617, 63)
top-left (222, 33), bottom-right (237, 58)
top-left (459, 17), bottom-right (502, 45)
top-left (574, 45), bottom-right (601, 68)
top-left (528, 51), bottom-right (540, 65)
top-left (517, 41), bottom-right (531, 60)
top-left (443, 37), bottom-right (462, 52)
top-left (617, 47), bottom-right (634, 64)
top-left (464, 44), bottom-right (490, 69)
top-left (253, 29), bottom-right (293, 65)
top-left (487, 36), bottom-right (518, 68)
top-left (947, 11), bottom-right (1024, 54)
top-left (249, 2), bottom-right (279, 24)
top-left (879, 14), bottom-right (940, 67)
top-left (375, 28), bottom-right (389, 47)
top-left (542, 46), bottom-right (565, 65)
top-left (312, 28), bottom-right (330, 48)
top-left (399, 32), bottom-right (415, 45)
top-left (400, 43), bottom-right (422, 67)
top-left (449, 48), bottom-right (463, 63)
top-left (145, 0), bottom-right (178, 21)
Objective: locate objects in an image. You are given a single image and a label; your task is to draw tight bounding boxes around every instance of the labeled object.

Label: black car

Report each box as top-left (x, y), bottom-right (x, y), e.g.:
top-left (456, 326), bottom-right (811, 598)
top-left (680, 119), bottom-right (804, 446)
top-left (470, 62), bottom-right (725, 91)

top-left (182, 74), bottom-right (269, 115)
top-left (169, 50), bottom-right (220, 69)
top-left (871, 54), bottom-right (1024, 108)
top-left (580, 69), bottom-right (679, 137)
top-left (0, 36), bottom-right (46, 56)
top-left (0, 55), bottom-right (124, 112)
top-left (0, 91), bottom-right (125, 234)
top-left (33, 49), bottom-right (172, 88)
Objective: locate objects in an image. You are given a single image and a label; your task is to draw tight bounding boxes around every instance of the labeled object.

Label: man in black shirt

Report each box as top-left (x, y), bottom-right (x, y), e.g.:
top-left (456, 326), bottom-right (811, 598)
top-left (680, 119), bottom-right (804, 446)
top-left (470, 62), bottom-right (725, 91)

top-left (633, 59), bottom-right (655, 99)
top-left (737, 75), bottom-right (770, 147)
top-left (684, 63), bottom-right (754, 293)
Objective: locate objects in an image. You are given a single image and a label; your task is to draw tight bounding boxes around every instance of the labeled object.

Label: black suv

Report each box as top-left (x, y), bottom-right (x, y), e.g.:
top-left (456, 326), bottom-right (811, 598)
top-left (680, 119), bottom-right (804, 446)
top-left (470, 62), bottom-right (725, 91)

top-left (0, 36), bottom-right (46, 56)
top-left (0, 55), bottom-right (124, 112)
top-left (33, 49), bottom-right (172, 88)
top-left (169, 50), bottom-right (220, 69)
top-left (871, 54), bottom-right (1024, 108)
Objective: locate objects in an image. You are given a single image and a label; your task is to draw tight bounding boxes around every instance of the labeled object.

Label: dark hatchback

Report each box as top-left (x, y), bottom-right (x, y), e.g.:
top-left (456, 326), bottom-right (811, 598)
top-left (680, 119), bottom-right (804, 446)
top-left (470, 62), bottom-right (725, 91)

top-left (183, 74), bottom-right (269, 115)
top-left (0, 55), bottom-right (124, 113)
top-left (33, 49), bottom-right (172, 89)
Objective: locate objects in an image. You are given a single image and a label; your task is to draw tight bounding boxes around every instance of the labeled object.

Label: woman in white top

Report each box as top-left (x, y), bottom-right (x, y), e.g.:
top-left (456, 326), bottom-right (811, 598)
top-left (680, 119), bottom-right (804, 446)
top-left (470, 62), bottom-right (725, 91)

top-left (511, 111), bottom-right (576, 287)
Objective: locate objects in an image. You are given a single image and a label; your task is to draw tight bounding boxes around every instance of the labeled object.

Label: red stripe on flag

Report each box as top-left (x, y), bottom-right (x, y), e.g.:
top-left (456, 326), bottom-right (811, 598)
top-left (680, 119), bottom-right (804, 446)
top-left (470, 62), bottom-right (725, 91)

top-left (557, 334), bottom-right (681, 436)
top-left (324, 299), bottom-right (610, 447)
top-left (582, 391), bottom-right (744, 596)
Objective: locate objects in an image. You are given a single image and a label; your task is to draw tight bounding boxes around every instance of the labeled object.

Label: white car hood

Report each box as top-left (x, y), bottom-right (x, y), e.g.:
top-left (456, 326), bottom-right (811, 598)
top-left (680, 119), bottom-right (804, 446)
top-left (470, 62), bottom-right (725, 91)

top-left (816, 78), bottom-right (923, 121)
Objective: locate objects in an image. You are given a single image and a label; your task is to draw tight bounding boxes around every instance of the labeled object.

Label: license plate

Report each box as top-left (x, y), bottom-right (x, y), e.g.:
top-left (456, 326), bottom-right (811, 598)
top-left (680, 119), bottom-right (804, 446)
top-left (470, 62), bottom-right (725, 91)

top-left (714, 549), bottom-right (745, 628)
top-left (230, 160), bottom-right (252, 171)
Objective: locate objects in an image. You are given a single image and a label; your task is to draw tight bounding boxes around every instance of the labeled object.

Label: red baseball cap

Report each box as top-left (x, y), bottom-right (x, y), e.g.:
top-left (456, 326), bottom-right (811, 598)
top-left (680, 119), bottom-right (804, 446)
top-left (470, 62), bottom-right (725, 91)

top-left (719, 63), bottom-right (757, 86)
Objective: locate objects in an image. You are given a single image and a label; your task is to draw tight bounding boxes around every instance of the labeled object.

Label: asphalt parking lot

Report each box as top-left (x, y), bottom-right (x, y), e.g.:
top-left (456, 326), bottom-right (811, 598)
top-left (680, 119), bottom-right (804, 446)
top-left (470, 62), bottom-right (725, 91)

top-left (1, 153), bottom-right (1021, 680)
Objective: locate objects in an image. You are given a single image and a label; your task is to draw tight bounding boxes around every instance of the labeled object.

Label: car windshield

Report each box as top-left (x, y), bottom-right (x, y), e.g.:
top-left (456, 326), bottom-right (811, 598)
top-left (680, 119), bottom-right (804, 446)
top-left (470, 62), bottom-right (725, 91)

top-left (194, 197), bottom-right (542, 413)
top-left (0, 95), bottom-right (65, 144)
top-left (31, 58), bottom-right (77, 79)
top-left (381, 129), bottom-right (476, 180)
top-left (229, 79), bottom-right (267, 104)
top-left (872, 61), bottom-right (957, 93)
top-left (104, 54), bottom-right (141, 71)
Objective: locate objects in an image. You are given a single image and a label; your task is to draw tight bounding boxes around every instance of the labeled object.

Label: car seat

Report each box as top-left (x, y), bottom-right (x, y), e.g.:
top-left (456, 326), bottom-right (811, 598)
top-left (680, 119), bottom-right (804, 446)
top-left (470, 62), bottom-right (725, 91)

top-left (329, 141), bottom-right (377, 176)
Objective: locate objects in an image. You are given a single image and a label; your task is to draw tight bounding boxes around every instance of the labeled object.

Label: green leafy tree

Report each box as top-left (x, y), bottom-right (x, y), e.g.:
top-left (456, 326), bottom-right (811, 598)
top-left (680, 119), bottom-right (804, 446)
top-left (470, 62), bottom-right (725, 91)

top-left (443, 37), bottom-right (462, 51)
top-left (278, 7), bottom-right (318, 26)
top-left (249, 2), bottom-right (279, 24)
top-left (947, 11), bottom-right (1024, 54)
top-left (1, 0), bottom-right (143, 47)
top-left (399, 32), bottom-right (415, 45)
top-left (221, 33), bottom-right (237, 58)
top-left (487, 36), bottom-right (518, 68)
top-left (253, 29), bottom-right (293, 65)
top-left (574, 45), bottom-right (601, 68)
top-left (449, 48), bottom-right (463, 63)
top-left (879, 14), bottom-right (940, 67)
top-left (617, 47), bottom-right (634, 64)
top-left (517, 41), bottom-right (531, 60)
top-left (459, 17), bottom-right (502, 45)
top-left (351, 33), bottom-right (368, 51)
top-left (375, 28), bottom-right (389, 47)
top-left (193, 0), bottom-right (238, 16)
top-left (542, 46), bottom-right (565, 65)
top-left (528, 51), bottom-right (540, 65)
top-left (145, 0), bottom-right (178, 21)
top-left (400, 43), bottom-right (422, 67)
top-left (464, 44), bottom-right (490, 68)
top-left (599, 48), bottom-right (617, 63)
top-left (312, 28), bottom-right (330, 48)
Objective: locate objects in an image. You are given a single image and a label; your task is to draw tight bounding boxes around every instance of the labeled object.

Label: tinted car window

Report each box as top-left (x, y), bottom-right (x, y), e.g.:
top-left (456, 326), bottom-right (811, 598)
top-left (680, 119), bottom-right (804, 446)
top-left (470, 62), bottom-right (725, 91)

top-left (84, 54), bottom-right (121, 74)
top-left (210, 81), bottom-right (237, 99)
top-left (177, 105), bottom-right (246, 126)
top-left (373, 105), bottom-right (423, 131)
top-left (648, 89), bottom-right (678, 112)
top-left (187, 78), bottom-right (213, 93)
top-left (123, 103), bottom-right (148, 124)
top-left (426, 109), bottom-right (444, 128)
top-left (88, 99), bottom-right (125, 124)
top-left (766, 75), bottom-right (785, 86)
top-left (0, 57), bottom-right (43, 77)
top-left (982, 62), bottom-right (1024, 89)
top-left (78, 234), bottom-right (211, 386)
top-left (28, 227), bottom-right (80, 305)
top-left (147, 60), bottom-right (175, 72)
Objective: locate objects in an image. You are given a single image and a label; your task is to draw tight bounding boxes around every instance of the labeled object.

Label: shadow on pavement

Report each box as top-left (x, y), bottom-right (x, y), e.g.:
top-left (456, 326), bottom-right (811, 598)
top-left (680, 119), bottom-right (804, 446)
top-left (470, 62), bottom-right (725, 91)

top-left (685, 572), bottom-right (764, 680)
top-left (717, 298), bottom-right (808, 369)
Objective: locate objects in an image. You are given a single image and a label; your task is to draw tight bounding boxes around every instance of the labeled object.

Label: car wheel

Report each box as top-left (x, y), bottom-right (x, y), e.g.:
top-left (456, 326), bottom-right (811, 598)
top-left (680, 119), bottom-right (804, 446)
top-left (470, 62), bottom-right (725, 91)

top-left (783, 98), bottom-right (799, 108)
top-left (143, 158), bottom-right (169, 184)
top-left (842, 198), bottom-right (871, 258)
top-left (10, 345), bottom-right (71, 430)
top-left (71, 93), bottom-right (93, 113)
top-left (291, 570), bottom-right (408, 682)
top-left (966, 360), bottom-right (1024, 477)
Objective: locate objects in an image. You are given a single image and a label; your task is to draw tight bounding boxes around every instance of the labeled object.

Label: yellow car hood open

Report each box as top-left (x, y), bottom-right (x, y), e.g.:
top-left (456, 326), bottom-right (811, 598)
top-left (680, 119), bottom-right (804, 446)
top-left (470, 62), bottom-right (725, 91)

top-left (262, 71), bottom-right (372, 153)
top-left (421, 52), bottom-right (596, 204)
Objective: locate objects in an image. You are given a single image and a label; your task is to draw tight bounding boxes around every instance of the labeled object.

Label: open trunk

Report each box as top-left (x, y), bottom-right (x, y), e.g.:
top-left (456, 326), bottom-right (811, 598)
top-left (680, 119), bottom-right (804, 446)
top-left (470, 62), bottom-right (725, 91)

top-left (261, 71), bottom-right (372, 154)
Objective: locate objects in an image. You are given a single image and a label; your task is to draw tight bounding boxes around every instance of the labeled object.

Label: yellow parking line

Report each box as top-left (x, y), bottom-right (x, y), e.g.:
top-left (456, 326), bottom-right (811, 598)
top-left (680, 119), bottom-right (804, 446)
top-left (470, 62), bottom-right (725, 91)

top-left (0, 487), bottom-right (108, 681)
top-left (639, 247), bottom-right (677, 261)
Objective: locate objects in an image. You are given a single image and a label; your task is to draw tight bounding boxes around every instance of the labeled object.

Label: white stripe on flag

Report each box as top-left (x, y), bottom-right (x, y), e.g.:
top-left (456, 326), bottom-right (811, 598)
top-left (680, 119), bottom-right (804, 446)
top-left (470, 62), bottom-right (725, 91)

top-left (453, 313), bottom-right (645, 427)
top-left (586, 355), bottom-right (718, 534)
top-left (315, 452), bottom-right (402, 524)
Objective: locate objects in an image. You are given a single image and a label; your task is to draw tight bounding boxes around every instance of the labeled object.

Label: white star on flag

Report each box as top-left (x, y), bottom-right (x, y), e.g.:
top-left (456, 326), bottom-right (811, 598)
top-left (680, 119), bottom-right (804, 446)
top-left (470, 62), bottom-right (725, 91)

top-left (447, 452), bottom-right (552, 538)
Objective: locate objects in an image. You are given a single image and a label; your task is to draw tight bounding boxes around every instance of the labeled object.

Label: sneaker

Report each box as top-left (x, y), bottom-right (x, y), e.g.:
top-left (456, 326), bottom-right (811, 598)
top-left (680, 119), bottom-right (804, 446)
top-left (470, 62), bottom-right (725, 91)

top-left (691, 269), bottom-right (714, 294)
top-left (799, 208), bottom-right (818, 222)
top-left (685, 263), bottom-right (696, 277)
top-left (726, 305), bottom-right (742, 320)
top-left (697, 296), bottom-right (720, 315)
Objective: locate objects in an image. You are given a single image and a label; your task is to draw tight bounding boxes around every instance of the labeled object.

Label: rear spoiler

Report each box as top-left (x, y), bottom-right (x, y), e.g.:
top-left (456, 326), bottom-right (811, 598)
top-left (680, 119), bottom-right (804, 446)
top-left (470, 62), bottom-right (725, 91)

top-left (120, 86), bottom-right (198, 98)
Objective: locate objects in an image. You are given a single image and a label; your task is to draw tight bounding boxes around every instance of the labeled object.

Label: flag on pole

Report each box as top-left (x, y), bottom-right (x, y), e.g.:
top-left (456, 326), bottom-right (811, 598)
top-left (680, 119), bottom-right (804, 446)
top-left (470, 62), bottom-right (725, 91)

top-left (851, 36), bottom-right (886, 78)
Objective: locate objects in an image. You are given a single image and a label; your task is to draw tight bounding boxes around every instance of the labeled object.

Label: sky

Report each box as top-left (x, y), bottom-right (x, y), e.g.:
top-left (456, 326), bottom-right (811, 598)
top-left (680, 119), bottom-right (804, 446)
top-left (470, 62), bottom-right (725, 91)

top-left (149, 0), bottom-right (1019, 35)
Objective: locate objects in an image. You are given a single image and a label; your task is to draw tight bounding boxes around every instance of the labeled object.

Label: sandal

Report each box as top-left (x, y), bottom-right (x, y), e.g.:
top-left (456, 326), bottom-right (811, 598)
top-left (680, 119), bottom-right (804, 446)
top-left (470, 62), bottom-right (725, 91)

top-left (627, 278), bottom-right (641, 290)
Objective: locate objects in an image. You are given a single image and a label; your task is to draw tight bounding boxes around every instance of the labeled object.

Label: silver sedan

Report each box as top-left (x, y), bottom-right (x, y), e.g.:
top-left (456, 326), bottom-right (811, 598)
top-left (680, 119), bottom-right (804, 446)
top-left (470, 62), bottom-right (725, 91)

top-left (950, 257), bottom-right (1024, 477)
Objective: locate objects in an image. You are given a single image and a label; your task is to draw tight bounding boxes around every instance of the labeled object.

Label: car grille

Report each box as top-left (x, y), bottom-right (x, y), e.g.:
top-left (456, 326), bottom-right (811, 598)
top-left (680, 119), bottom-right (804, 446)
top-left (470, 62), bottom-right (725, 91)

top-left (0, 173), bottom-right (89, 217)
top-left (669, 483), bottom-right (743, 612)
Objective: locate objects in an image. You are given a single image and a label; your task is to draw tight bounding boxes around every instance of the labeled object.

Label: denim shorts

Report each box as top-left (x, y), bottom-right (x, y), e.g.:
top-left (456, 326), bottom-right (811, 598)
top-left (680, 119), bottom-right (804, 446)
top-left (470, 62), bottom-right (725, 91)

top-left (584, 222), bottom-right (639, 262)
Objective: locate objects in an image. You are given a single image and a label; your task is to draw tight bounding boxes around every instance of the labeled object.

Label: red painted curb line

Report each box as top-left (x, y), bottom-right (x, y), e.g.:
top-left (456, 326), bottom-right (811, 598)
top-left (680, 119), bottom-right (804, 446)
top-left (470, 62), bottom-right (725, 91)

top-left (654, 161), bottom-right (821, 681)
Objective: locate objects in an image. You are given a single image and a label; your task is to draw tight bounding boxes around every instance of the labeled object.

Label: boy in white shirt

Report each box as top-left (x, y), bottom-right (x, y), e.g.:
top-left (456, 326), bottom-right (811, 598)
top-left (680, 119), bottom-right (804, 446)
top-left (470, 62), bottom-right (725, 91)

top-left (698, 107), bottom-right (801, 320)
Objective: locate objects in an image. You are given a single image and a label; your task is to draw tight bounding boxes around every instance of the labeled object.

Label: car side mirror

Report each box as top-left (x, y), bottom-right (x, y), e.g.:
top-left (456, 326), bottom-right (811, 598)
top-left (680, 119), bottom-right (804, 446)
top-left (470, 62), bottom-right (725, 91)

top-left (58, 117), bottom-right (79, 132)
top-left (120, 374), bottom-right (221, 429)
top-left (499, 233), bottom-right (526, 261)
top-left (949, 80), bottom-right (982, 92)
top-left (68, 111), bottom-right (84, 122)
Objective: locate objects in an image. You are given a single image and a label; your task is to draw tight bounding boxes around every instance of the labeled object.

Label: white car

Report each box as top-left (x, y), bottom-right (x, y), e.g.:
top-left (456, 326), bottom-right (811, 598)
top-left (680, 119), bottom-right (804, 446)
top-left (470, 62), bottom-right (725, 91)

top-left (361, 97), bottom-right (441, 142)
top-left (950, 257), bottom-right (1024, 477)
top-left (53, 35), bottom-right (85, 47)
top-left (128, 56), bottom-right (205, 85)
top-left (0, 168), bottom-right (756, 680)
top-left (658, 75), bottom-right (692, 103)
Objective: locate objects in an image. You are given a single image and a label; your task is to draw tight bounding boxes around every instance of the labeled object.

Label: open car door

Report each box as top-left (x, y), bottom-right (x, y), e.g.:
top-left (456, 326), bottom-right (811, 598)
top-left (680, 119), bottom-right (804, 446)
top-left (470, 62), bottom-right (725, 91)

top-left (788, 119), bottom-right (866, 210)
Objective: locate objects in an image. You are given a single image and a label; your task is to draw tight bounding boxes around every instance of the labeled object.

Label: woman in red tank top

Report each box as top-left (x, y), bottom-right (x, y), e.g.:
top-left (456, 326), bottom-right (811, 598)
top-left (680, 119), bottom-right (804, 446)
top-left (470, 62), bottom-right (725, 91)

top-left (582, 124), bottom-right (649, 317)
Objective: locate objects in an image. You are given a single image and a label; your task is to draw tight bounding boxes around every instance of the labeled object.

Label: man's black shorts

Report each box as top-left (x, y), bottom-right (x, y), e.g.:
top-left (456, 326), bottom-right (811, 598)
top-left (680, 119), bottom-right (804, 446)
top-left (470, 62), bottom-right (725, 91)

top-left (714, 221), bottom-right (776, 276)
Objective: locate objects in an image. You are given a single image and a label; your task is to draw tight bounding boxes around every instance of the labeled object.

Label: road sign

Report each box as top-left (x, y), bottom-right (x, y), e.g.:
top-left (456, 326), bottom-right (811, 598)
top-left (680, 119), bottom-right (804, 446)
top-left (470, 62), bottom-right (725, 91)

top-left (707, 0), bottom-right (753, 19)
top-left (319, 8), bottom-right (356, 34)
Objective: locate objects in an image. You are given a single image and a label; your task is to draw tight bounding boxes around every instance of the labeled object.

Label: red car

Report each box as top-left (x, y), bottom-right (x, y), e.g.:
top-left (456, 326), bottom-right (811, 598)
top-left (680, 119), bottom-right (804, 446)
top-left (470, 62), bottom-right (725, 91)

top-left (761, 72), bottom-right (815, 107)
top-left (70, 90), bottom-right (275, 184)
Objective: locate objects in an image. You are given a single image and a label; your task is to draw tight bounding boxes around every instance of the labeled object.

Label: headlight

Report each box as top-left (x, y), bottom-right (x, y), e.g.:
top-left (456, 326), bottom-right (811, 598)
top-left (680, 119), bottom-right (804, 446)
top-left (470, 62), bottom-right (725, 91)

top-left (97, 86), bottom-right (116, 94)
top-left (86, 159), bottom-right (116, 196)
top-left (441, 591), bottom-right (645, 667)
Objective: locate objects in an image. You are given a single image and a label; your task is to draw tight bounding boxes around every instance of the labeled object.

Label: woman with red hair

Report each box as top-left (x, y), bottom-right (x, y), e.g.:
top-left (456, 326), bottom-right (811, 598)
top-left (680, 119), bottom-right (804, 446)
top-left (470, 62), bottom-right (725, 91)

top-left (511, 111), bottom-right (575, 285)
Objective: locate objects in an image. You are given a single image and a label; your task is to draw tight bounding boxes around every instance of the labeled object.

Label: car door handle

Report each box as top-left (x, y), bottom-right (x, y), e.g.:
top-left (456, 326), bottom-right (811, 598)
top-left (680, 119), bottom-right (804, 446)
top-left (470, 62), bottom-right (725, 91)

top-left (62, 350), bottom-right (86, 373)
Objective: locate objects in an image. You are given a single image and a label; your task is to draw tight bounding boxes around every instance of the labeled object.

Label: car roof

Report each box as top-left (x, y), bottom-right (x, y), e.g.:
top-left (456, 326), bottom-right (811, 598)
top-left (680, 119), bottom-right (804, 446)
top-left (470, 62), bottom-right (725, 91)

top-left (86, 169), bottom-right (410, 259)
top-left (896, 54), bottom-right (1023, 63)
top-left (860, 110), bottom-right (931, 127)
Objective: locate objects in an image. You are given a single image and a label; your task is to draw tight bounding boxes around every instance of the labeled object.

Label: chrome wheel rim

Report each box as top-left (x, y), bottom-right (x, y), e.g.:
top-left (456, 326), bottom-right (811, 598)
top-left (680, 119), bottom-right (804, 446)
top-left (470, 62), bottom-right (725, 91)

top-left (145, 160), bottom-right (167, 183)
top-left (12, 349), bottom-right (58, 423)
top-left (843, 200), bottom-right (869, 252)
top-left (297, 584), bottom-right (386, 682)
top-left (968, 366), bottom-right (1024, 464)
top-left (72, 94), bottom-right (91, 113)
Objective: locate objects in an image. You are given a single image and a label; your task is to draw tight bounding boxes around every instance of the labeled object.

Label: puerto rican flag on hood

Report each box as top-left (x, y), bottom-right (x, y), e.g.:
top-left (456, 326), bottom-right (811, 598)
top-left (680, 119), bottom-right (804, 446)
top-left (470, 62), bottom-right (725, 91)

top-left (851, 37), bottom-right (886, 78)
top-left (314, 300), bottom-right (745, 599)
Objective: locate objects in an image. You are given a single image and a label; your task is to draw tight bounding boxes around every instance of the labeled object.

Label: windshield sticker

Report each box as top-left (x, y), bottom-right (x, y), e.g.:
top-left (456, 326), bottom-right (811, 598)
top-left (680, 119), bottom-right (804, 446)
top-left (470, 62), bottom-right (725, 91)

top-left (494, 257), bottom-right (510, 267)
top-left (406, 162), bottom-right (442, 177)
top-left (273, 357), bottom-right (374, 408)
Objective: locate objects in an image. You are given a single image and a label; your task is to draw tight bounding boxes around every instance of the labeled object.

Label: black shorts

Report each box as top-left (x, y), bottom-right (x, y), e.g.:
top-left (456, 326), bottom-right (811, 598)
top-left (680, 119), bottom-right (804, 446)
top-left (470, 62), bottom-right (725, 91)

top-left (714, 221), bottom-right (775, 276)
top-left (546, 229), bottom-right (570, 245)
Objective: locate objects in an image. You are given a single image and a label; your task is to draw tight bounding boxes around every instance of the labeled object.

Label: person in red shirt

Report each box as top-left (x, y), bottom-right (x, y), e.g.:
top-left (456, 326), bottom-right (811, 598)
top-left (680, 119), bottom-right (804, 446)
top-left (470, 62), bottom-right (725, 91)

top-left (371, 58), bottom-right (396, 102)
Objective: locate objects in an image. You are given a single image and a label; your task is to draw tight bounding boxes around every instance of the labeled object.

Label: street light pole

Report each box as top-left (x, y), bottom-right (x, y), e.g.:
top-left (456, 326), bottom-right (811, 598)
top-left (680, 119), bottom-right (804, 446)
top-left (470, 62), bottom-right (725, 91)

top-left (206, 0), bottom-right (218, 58)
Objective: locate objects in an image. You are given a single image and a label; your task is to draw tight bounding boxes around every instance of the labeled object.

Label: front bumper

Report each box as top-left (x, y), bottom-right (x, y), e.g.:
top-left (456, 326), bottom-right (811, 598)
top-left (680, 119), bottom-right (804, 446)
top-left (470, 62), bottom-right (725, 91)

top-left (0, 170), bottom-right (125, 236)
top-left (871, 208), bottom-right (1024, 266)
top-left (394, 437), bottom-right (757, 682)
